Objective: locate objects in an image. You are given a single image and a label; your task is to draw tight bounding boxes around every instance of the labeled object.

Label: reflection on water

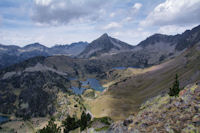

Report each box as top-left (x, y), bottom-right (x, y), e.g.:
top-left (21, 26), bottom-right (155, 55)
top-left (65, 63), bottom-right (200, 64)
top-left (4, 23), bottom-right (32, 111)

top-left (69, 78), bottom-right (105, 95)
top-left (81, 78), bottom-right (104, 91)
top-left (0, 116), bottom-right (9, 124)
top-left (69, 87), bottom-right (87, 95)
top-left (112, 67), bottom-right (126, 70)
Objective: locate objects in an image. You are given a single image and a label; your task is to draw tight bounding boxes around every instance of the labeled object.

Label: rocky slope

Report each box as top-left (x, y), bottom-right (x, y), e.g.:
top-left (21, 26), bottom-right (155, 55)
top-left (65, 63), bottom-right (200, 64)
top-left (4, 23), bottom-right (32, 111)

top-left (107, 82), bottom-right (200, 132)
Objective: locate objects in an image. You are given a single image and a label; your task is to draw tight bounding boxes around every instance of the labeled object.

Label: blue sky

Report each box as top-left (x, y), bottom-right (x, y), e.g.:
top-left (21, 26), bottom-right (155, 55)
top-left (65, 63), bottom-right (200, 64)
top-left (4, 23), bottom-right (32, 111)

top-left (0, 0), bottom-right (200, 47)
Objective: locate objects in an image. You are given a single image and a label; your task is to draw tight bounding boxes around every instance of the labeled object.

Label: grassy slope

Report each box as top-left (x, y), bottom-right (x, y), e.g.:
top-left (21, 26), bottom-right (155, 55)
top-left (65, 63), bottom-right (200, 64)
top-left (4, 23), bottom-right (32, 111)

top-left (88, 43), bottom-right (200, 120)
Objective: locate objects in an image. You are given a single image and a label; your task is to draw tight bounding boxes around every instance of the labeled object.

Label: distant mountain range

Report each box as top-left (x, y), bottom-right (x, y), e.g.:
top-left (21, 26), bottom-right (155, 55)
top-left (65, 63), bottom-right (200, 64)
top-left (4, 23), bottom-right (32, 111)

top-left (0, 25), bottom-right (200, 69)
top-left (0, 41), bottom-right (88, 69)
top-left (97, 24), bottom-right (200, 67)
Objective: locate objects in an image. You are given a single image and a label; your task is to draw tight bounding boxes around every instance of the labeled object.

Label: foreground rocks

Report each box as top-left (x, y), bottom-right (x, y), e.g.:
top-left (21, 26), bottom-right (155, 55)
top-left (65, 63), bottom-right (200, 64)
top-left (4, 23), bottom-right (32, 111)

top-left (106, 83), bottom-right (200, 133)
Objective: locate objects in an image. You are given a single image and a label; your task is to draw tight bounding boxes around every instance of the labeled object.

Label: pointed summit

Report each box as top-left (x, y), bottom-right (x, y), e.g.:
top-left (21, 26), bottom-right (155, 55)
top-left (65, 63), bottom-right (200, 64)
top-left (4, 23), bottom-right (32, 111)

top-left (101, 33), bottom-right (109, 37)
top-left (79, 33), bottom-right (133, 58)
top-left (98, 33), bottom-right (109, 40)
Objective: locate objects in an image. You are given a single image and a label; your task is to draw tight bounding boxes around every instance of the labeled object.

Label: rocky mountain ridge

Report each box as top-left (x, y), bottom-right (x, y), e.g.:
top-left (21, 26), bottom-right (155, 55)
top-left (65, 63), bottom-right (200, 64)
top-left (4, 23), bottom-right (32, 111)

top-left (0, 42), bottom-right (88, 69)
top-left (1, 25), bottom-right (200, 69)
top-left (110, 24), bottom-right (200, 67)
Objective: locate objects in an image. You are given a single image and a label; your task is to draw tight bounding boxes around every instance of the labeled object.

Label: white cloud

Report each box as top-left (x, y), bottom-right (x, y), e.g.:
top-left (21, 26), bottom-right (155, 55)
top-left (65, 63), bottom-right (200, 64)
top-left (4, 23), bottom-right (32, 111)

top-left (35, 0), bottom-right (52, 6)
top-left (32, 0), bottom-right (108, 25)
top-left (123, 17), bottom-right (132, 22)
top-left (158, 24), bottom-right (197, 35)
top-left (0, 24), bottom-right (98, 47)
top-left (111, 29), bottom-right (151, 45)
top-left (112, 32), bottom-right (120, 36)
top-left (103, 22), bottom-right (122, 30)
top-left (110, 12), bottom-right (115, 18)
top-left (0, 15), bottom-right (2, 24)
top-left (3, 0), bottom-right (198, 47)
top-left (140, 0), bottom-right (200, 27)
top-left (132, 3), bottom-right (142, 12)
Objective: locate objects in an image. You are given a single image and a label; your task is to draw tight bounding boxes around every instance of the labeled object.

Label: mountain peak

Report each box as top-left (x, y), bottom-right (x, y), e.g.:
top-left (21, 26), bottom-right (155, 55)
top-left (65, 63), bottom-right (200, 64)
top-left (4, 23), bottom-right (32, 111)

top-left (100, 33), bottom-right (109, 38)
top-left (79, 33), bottom-right (133, 58)
top-left (24, 42), bottom-right (46, 48)
top-left (96, 33), bottom-right (110, 42)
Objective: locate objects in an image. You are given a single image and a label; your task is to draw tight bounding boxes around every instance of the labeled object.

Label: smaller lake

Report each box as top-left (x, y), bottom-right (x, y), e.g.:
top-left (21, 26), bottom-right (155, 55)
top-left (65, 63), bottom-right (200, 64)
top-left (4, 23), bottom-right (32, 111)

top-left (112, 67), bottom-right (127, 70)
top-left (0, 116), bottom-right (9, 124)
top-left (69, 87), bottom-right (87, 95)
top-left (69, 78), bottom-right (105, 95)
top-left (81, 78), bottom-right (105, 92)
top-left (69, 77), bottom-right (77, 81)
